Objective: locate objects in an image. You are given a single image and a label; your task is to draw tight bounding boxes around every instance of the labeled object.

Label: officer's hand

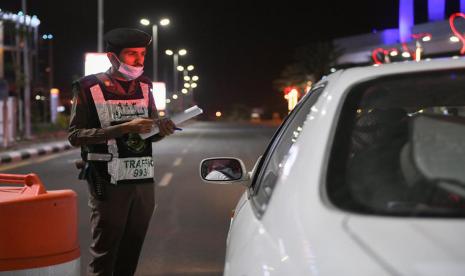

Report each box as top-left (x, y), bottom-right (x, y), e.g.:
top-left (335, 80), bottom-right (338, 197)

top-left (125, 118), bottom-right (154, 134)
top-left (156, 118), bottom-right (175, 136)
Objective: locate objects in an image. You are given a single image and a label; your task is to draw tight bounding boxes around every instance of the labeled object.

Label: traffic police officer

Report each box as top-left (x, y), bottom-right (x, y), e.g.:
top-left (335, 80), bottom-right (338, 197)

top-left (68, 28), bottom-right (175, 275)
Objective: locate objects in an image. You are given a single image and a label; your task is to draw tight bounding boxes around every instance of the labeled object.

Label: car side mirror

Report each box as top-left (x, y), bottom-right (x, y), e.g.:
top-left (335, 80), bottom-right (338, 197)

top-left (200, 157), bottom-right (248, 184)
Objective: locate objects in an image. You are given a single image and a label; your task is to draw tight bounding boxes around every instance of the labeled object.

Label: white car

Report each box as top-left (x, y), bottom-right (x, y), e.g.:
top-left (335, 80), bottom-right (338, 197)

top-left (200, 58), bottom-right (465, 276)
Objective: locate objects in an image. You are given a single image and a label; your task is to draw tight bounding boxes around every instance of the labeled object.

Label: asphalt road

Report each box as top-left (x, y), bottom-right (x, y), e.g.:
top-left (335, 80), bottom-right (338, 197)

top-left (1, 121), bottom-right (276, 276)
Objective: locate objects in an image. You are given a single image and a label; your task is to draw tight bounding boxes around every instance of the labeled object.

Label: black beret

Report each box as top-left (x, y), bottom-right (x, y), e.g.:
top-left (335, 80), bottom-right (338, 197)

top-left (104, 28), bottom-right (152, 52)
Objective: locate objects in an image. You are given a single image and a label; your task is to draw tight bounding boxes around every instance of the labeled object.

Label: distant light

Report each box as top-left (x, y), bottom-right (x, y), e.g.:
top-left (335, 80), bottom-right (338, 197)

top-left (172, 94), bottom-right (178, 99)
top-left (425, 58), bottom-right (432, 61)
top-left (42, 34), bottom-right (47, 40)
top-left (215, 111), bottom-right (222, 117)
top-left (140, 18), bottom-right (150, 26)
top-left (192, 75), bottom-right (199, 81)
top-left (450, 36), bottom-right (460, 42)
top-left (422, 35), bottom-right (431, 42)
top-left (165, 49), bottom-right (174, 56)
top-left (184, 76), bottom-right (191, 81)
top-left (18, 11), bottom-right (24, 16)
top-left (452, 55), bottom-right (460, 59)
top-left (47, 34), bottom-right (53, 39)
top-left (330, 68), bottom-right (336, 73)
top-left (401, 51), bottom-right (411, 58)
top-left (35, 95), bottom-right (41, 100)
top-left (191, 83), bottom-right (198, 88)
top-left (390, 50), bottom-right (399, 56)
top-left (159, 111), bottom-right (166, 117)
top-left (178, 49), bottom-right (187, 56)
top-left (182, 88), bottom-right (188, 94)
top-left (159, 18), bottom-right (170, 26)
top-left (57, 106), bottom-right (65, 112)
top-left (415, 47), bottom-right (422, 62)
top-left (177, 65), bottom-right (184, 71)
top-left (50, 88), bottom-right (60, 95)
top-left (166, 99), bottom-right (171, 103)
top-left (70, 99), bottom-right (74, 104)
top-left (184, 83), bottom-right (190, 88)
top-left (187, 65), bottom-right (194, 71)
top-left (41, 96), bottom-right (46, 100)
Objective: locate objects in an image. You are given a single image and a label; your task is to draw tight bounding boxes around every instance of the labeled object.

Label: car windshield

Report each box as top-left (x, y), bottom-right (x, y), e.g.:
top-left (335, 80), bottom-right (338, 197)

top-left (327, 68), bottom-right (465, 217)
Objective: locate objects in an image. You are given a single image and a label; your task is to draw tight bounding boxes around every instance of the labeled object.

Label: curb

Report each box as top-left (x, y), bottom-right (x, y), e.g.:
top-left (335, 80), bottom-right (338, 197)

top-left (0, 141), bottom-right (74, 164)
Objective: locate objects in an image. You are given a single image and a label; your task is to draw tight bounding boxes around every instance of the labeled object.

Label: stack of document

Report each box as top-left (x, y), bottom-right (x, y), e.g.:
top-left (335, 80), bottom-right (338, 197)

top-left (141, 105), bottom-right (203, 139)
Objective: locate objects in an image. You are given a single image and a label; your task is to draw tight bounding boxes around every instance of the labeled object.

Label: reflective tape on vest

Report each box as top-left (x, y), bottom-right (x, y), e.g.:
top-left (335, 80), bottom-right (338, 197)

top-left (89, 81), bottom-right (153, 184)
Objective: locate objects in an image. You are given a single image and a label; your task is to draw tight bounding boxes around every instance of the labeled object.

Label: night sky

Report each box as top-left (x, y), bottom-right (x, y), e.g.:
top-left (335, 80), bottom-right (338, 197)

top-left (2, 0), bottom-right (403, 117)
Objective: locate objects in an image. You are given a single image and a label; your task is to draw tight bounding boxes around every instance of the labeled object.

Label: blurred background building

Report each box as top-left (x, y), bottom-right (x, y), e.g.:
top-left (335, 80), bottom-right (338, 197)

top-left (334, 0), bottom-right (465, 67)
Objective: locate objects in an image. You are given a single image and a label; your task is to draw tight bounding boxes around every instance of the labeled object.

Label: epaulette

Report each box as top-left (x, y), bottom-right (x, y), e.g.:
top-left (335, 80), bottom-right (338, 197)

top-left (95, 73), bottom-right (116, 89)
top-left (76, 75), bottom-right (100, 90)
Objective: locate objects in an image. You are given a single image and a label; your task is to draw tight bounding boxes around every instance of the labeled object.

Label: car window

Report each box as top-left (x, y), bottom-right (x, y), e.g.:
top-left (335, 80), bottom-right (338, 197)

top-left (327, 68), bottom-right (465, 217)
top-left (250, 85), bottom-right (325, 217)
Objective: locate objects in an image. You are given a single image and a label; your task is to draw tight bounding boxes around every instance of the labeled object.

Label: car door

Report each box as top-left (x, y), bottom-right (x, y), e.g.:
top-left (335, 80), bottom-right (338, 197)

top-left (224, 84), bottom-right (326, 276)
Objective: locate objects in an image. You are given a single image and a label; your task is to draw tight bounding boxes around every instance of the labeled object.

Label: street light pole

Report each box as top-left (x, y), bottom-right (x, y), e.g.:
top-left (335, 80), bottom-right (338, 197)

top-left (152, 24), bottom-right (158, 81)
top-left (98, 0), bottom-right (104, 52)
top-left (22, 0), bottom-right (31, 139)
top-left (173, 53), bottom-right (178, 95)
top-left (140, 18), bottom-right (169, 82)
top-left (43, 34), bottom-right (54, 123)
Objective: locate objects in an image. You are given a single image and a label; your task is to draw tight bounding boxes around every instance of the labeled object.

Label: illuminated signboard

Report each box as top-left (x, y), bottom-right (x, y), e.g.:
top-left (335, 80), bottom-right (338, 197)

top-left (84, 53), bottom-right (111, 75)
top-left (152, 82), bottom-right (166, 110)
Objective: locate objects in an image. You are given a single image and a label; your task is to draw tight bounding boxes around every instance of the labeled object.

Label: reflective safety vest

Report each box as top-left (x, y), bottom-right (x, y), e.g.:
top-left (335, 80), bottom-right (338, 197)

top-left (88, 76), bottom-right (154, 185)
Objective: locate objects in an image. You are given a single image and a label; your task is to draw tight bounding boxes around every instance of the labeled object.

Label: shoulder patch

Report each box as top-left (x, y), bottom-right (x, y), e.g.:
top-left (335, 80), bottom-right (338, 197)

top-left (95, 73), bottom-right (115, 88)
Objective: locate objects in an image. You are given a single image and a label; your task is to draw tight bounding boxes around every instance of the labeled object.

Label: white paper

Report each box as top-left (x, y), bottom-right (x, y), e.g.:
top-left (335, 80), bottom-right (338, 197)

top-left (141, 105), bottom-right (203, 139)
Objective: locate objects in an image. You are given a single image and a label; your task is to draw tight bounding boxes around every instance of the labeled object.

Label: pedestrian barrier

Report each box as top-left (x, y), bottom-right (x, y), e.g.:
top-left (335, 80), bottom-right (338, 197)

top-left (0, 173), bottom-right (80, 275)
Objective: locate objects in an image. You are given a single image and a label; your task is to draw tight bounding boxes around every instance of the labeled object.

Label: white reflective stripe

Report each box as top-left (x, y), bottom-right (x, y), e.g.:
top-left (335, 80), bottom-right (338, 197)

top-left (87, 153), bottom-right (112, 161)
top-left (107, 140), bottom-right (119, 184)
top-left (140, 82), bottom-right (150, 108)
top-left (109, 156), bottom-right (154, 183)
top-left (90, 84), bottom-right (112, 128)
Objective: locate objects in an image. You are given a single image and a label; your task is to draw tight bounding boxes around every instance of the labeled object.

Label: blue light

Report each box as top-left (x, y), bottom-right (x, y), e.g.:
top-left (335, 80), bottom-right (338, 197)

top-left (47, 34), bottom-right (53, 39)
top-left (461, 0), bottom-right (465, 13)
top-left (399, 0), bottom-right (414, 42)
top-left (42, 34), bottom-right (47, 40)
top-left (428, 0), bottom-right (445, 21)
top-left (382, 28), bottom-right (400, 44)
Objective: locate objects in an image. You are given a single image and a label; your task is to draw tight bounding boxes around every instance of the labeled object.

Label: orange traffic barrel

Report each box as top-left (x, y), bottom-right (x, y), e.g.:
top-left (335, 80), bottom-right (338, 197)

top-left (0, 173), bottom-right (80, 275)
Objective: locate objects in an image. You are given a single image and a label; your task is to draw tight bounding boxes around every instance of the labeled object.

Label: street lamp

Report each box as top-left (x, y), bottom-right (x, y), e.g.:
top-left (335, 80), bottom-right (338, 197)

top-left (165, 48), bottom-right (187, 112)
top-left (139, 17), bottom-right (170, 81)
top-left (42, 33), bottom-right (54, 123)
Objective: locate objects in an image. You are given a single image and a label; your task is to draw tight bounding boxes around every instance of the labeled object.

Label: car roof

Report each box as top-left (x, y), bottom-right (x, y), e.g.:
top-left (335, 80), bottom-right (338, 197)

top-left (320, 57), bottom-right (465, 88)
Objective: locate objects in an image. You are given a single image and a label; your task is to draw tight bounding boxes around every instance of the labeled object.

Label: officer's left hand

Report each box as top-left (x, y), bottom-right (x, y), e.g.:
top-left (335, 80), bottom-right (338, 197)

top-left (156, 118), bottom-right (175, 136)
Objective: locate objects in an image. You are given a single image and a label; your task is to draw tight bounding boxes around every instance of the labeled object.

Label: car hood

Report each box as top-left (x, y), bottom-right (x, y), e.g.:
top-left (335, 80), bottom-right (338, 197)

top-left (344, 216), bottom-right (465, 276)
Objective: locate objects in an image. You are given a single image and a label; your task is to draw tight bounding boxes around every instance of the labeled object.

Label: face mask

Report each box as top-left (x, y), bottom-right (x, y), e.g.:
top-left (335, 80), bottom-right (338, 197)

top-left (118, 62), bottom-right (144, 80)
top-left (111, 54), bottom-right (144, 80)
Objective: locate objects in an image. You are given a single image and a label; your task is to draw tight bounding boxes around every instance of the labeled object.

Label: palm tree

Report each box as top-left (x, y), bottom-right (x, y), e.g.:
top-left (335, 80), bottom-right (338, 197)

top-left (274, 41), bottom-right (342, 93)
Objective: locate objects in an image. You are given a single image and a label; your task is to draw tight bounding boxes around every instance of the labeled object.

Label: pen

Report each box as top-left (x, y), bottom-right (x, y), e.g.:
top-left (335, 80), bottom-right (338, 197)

top-left (174, 127), bottom-right (183, 131)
